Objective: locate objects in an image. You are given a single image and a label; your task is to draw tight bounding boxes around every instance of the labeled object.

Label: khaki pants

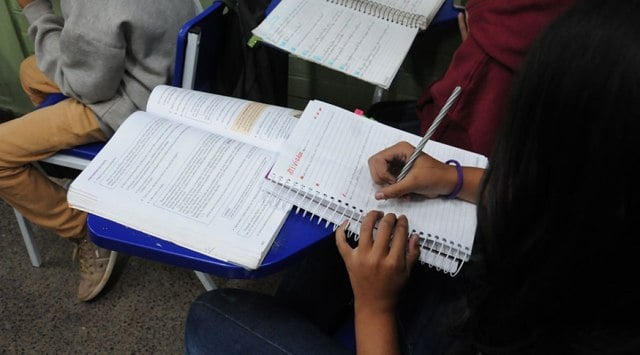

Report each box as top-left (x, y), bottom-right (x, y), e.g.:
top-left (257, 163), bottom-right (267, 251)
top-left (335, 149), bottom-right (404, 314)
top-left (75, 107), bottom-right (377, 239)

top-left (0, 55), bottom-right (106, 238)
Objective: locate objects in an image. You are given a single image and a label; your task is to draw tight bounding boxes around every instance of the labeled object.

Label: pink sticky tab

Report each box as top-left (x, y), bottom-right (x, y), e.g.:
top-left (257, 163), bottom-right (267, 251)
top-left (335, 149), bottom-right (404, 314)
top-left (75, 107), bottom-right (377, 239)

top-left (354, 108), bottom-right (364, 116)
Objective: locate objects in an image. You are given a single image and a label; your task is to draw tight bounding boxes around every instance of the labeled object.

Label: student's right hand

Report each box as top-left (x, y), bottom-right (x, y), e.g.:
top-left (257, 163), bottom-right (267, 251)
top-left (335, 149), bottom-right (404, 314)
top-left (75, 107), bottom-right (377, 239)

top-left (368, 141), bottom-right (458, 200)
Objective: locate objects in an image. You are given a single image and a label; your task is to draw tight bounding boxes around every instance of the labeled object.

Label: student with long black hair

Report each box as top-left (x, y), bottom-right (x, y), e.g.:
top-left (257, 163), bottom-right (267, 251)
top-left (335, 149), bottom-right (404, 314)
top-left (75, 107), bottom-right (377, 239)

top-left (185, 1), bottom-right (640, 353)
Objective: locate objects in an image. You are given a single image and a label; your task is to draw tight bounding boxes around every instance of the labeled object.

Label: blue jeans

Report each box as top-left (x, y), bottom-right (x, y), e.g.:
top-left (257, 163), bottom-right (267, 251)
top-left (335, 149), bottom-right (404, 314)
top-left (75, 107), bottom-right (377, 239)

top-left (273, 237), bottom-right (468, 354)
top-left (184, 288), bottom-right (352, 354)
top-left (185, 241), bottom-right (467, 354)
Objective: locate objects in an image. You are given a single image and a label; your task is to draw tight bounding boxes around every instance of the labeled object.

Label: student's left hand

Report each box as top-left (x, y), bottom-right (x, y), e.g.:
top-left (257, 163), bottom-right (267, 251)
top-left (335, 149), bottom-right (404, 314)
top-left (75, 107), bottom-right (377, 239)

top-left (336, 211), bottom-right (420, 314)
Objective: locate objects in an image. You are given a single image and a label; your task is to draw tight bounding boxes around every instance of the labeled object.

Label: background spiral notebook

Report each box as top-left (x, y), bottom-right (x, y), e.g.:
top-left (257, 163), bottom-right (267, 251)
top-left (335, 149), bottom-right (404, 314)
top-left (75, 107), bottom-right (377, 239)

top-left (265, 100), bottom-right (488, 275)
top-left (252, 0), bottom-right (446, 89)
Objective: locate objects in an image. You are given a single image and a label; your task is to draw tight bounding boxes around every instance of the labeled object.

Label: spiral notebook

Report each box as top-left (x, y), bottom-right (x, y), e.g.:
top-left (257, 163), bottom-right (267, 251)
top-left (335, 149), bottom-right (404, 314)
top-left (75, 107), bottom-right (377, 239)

top-left (265, 100), bottom-right (488, 275)
top-left (252, 0), bottom-right (446, 89)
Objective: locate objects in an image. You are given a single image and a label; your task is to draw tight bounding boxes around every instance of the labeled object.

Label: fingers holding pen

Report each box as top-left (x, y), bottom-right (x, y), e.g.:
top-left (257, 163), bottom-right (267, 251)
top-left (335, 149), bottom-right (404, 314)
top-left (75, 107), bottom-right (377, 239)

top-left (369, 141), bottom-right (458, 200)
top-left (374, 175), bottom-right (417, 200)
top-left (374, 152), bottom-right (454, 200)
top-left (368, 141), bottom-right (416, 185)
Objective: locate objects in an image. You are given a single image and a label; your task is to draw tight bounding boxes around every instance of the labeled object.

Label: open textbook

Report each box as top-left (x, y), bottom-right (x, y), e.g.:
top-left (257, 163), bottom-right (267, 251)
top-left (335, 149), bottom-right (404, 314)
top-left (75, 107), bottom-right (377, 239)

top-left (252, 0), bottom-right (446, 89)
top-left (67, 85), bottom-right (299, 270)
top-left (265, 99), bottom-right (488, 275)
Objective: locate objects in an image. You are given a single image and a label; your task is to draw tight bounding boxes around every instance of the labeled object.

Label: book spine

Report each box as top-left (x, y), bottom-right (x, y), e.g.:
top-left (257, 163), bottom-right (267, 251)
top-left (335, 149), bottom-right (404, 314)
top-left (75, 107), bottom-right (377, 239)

top-left (266, 174), bottom-right (467, 275)
top-left (326, 0), bottom-right (427, 29)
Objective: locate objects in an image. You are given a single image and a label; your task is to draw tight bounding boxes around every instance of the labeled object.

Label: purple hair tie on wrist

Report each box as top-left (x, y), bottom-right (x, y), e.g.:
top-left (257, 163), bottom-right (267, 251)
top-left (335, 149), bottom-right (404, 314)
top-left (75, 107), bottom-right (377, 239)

top-left (444, 159), bottom-right (463, 199)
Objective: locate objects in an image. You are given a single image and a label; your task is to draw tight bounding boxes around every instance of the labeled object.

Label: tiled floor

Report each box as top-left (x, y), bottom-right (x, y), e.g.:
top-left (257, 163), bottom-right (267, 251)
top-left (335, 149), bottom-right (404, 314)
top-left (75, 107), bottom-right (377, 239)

top-left (0, 199), bottom-right (283, 353)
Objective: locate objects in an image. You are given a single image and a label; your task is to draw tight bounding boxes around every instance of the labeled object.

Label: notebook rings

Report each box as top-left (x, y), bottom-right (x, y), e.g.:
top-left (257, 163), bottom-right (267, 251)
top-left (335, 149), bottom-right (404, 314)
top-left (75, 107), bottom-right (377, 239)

top-left (434, 236), bottom-right (448, 272)
top-left (272, 176), bottom-right (291, 210)
top-left (277, 179), bottom-right (364, 232)
top-left (444, 240), bottom-right (457, 275)
top-left (311, 190), bottom-right (326, 224)
top-left (301, 186), bottom-right (316, 218)
top-left (326, 0), bottom-right (421, 29)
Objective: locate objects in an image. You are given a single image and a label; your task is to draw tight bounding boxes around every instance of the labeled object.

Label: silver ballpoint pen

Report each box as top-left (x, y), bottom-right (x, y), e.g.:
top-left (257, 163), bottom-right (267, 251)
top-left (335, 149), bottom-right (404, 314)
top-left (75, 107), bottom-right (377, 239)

top-left (396, 86), bottom-right (462, 181)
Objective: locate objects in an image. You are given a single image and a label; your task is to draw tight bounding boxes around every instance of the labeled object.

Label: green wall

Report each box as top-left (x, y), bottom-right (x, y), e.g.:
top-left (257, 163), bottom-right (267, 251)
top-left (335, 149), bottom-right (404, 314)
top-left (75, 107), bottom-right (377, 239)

top-left (0, 0), bottom-right (36, 115)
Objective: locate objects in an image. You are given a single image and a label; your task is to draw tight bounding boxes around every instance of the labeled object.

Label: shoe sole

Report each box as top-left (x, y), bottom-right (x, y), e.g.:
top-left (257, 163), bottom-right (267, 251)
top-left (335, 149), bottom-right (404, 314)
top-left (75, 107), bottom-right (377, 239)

top-left (79, 251), bottom-right (118, 302)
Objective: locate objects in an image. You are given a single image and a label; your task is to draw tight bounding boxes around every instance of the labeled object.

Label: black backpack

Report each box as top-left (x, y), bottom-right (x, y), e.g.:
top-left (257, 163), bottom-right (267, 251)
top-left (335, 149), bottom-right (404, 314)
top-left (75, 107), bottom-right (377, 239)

top-left (206, 0), bottom-right (289, 106)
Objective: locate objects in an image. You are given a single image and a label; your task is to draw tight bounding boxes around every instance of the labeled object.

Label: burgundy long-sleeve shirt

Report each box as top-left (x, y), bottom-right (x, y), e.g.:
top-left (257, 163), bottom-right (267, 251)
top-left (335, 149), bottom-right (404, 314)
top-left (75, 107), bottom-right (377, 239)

top-left (417, 0), bottom-right (575, 156)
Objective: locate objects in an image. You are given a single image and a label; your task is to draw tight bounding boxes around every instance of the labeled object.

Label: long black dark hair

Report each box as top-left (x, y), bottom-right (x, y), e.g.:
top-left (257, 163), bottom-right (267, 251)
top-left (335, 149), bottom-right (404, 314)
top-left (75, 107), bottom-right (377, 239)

top-left (469, 1), bottom-right (640, 352)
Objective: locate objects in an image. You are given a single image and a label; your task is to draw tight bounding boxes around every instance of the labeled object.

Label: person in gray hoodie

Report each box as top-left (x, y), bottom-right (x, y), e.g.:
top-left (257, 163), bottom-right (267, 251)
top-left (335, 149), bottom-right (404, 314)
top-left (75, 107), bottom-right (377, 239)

top-left (0, 0), bottom-right (196, 301)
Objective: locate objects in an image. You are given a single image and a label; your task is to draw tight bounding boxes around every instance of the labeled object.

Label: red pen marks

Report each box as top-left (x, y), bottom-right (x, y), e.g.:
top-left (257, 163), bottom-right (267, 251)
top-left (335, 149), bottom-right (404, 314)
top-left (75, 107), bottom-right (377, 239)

top-left (313, 106), bottom-right (323, 119)
top-left (287, 150), bottom-right (303, 175)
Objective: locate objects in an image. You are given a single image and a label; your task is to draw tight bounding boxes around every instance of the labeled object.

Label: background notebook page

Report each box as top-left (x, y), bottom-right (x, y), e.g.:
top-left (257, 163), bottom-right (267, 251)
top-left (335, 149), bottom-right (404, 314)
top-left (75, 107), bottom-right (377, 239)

top-left (253, 0), bottom-right (418, 89)
top-left (271, 100), bottom-right (487, 255)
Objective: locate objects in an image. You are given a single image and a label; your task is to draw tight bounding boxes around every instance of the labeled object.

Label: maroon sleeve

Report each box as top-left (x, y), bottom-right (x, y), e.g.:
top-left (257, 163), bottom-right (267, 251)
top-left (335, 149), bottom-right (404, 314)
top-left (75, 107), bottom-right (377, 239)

top-left (416, 0), bottom-right (575, 156)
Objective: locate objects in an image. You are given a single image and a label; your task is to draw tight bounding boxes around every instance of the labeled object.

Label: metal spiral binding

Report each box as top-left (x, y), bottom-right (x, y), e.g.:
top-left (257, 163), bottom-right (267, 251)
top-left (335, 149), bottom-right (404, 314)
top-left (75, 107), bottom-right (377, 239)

top-left (320, 194), bottom-right (334, 228)
top-left (275, 176), bottom-right (291, 210)
top-left (417, 232), bottom-right (465, 276)
top-left (325, 0), bottom-right (425, 29)
top-left (267, 175), bottom-right (468, 273)
top-left (267, 174), bottom-right (366, 235)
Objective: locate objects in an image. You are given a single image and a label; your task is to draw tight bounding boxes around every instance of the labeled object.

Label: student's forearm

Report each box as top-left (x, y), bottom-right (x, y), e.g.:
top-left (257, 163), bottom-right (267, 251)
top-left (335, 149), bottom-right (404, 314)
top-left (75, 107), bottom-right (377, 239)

top-left (354, 306), bottom-right (400, 355)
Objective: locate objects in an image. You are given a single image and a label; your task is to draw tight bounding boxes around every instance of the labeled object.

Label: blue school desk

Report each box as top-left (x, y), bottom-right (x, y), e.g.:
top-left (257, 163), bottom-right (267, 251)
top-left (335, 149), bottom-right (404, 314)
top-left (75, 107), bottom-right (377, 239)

top-left (88, 0), bottom-right (460, 284)
top-left (89, 212), bottom-right (333, 279)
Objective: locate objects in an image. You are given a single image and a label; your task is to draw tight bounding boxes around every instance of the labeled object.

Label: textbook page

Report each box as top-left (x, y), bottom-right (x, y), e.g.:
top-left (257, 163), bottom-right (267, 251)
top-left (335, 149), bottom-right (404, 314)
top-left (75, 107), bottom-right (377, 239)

top-left (146, 85), bottom-right (300, 152)
top-left (266, 100), bottom-right (488, 274)
top-left (252, 0), bottom-right (423, 89)
top-left (68, 91), bottom-right (300, 269)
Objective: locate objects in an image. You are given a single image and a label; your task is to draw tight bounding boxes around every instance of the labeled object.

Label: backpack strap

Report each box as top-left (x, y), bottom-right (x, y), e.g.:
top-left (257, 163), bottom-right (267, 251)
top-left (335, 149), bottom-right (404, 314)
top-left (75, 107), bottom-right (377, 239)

top-left (217, 0), bottom-right (264, 99)
top-left (209, 0), bottom-right (289, 105)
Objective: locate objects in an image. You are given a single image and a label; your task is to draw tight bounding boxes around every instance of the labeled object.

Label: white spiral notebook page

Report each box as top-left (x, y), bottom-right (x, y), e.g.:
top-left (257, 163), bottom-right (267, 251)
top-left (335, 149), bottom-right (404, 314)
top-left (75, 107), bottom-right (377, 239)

top-left (252, 0), bottom-right (445, 89)
top-left (266, 100), bottom-right (488, 275)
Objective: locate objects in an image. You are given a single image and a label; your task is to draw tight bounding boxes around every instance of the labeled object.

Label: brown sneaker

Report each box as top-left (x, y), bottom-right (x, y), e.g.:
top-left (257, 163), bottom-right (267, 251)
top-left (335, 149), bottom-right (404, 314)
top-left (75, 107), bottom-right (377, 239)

top-left (72, 235), bottom-right (118, 301)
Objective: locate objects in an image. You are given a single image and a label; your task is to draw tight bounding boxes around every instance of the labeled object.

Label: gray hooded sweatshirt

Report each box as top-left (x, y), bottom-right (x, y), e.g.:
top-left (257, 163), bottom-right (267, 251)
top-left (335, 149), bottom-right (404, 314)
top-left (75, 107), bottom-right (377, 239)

top-left (22, 0), bottom-right (196, 137)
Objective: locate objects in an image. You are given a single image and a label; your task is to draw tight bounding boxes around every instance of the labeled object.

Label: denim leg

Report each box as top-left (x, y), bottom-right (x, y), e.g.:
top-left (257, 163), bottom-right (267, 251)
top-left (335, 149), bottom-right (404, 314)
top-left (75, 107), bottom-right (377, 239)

top-left (184, 288), bottom-right (352, 355)
top-left (274, 237), bottom-right (354, 334)
top-left (396, 266), bottom-right (469, 355)
top-left (265, 238), bottom-right (468, 354)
